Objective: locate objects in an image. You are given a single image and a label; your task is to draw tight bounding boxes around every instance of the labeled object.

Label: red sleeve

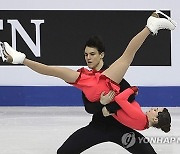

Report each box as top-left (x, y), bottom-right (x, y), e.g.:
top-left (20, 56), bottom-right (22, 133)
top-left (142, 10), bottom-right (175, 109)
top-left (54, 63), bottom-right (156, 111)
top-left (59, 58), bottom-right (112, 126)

top-left (116, 88), bottom-right (135, 100)
top-left (114, 88), bottom-right (143, 119)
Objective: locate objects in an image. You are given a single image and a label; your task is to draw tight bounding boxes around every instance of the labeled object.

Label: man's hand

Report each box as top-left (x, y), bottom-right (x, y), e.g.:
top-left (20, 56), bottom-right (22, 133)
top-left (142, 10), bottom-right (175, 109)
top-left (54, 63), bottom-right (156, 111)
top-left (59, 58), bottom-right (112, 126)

top-left (100, 90), bottom-right (116, 105)
top-left (102, 106), bottom-right (112, 117)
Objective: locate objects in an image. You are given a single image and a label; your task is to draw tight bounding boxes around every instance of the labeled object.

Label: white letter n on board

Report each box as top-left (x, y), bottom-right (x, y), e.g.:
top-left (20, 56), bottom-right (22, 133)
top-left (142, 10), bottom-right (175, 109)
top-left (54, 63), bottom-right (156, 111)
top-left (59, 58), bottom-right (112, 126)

top-left (7, 19), bottom-right (44, 57)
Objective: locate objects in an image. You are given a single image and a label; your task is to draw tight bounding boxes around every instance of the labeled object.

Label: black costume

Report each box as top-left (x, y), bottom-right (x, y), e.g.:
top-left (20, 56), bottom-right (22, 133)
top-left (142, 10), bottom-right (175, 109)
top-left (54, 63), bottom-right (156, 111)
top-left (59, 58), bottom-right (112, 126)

top-left (57, 65), bottom-right (157, 154)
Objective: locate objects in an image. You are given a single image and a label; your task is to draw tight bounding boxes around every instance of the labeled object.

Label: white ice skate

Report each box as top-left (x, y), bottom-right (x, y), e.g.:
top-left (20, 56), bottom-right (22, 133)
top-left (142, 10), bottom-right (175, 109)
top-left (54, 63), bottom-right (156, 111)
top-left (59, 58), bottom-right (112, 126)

top-left (155, 10), bottom-right (177, 27)
top-left (0, 42), bottom-right (26, 64)
top-left (146, 10), bottom-right (176, 35)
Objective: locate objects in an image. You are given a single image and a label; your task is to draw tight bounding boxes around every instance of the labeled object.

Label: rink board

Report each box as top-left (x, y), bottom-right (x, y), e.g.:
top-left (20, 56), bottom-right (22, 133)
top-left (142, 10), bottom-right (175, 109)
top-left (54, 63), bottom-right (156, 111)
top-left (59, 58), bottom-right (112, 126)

top-left (0, 86), bottom-right (179, 106)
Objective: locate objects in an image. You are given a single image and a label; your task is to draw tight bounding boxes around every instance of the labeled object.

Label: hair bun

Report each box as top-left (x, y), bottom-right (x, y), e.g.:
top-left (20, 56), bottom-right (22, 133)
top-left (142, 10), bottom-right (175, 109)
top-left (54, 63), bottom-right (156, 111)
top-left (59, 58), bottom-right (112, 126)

top-left (161, 124), bottom-right (171, 133)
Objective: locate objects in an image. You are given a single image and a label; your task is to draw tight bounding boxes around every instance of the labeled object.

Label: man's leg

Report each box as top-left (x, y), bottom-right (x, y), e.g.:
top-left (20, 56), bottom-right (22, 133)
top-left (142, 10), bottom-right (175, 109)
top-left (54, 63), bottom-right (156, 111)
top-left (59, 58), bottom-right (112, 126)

top-left (57, 124), bottom-right (108, 154)
top-left (0, 42), bottom-right (80, 83)
top-left (109, 126), bottom-right (157, 154)
top-left (125, 131), bottom-right (157, 154)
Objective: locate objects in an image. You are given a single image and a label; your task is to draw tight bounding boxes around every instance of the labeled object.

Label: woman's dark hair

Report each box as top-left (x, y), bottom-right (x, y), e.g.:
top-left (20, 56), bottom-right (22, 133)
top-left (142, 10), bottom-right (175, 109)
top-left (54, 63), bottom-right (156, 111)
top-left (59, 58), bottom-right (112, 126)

top-left (153, 108), bottom-right (171, 133)
top-left (84, 36), bottom-right (105, 54)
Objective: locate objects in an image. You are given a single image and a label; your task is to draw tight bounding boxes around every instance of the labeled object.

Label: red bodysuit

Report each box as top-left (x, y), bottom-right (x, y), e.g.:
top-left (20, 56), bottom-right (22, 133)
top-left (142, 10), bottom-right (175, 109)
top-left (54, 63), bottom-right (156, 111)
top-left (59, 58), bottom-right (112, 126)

top-left (70, 67), bottom-right (148, 130)
top-left (71, 67), bottom-right (120, 102)
top-left (113, 88), bottom-right (149, 130)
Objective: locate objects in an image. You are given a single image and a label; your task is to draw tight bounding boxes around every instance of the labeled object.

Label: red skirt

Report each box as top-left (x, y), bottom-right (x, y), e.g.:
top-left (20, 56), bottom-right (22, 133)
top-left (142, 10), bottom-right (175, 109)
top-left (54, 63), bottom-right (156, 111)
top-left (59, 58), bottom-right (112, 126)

top-left (70, 67), bottom-right (120, 102)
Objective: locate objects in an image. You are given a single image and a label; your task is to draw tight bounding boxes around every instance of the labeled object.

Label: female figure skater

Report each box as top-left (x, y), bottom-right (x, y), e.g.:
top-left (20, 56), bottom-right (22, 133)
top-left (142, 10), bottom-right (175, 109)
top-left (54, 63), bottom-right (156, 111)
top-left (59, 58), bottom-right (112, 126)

top-left (102, 86), bottom-right (171, 133)
top-left (0, 10), bottom-right (175, 132)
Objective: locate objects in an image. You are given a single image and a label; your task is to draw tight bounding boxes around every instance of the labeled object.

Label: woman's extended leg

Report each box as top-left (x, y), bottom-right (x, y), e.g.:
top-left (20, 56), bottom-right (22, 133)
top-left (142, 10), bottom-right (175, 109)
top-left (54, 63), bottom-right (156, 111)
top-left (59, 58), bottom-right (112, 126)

top-left (102, 12), bottom-right (176, 84)
top-left (23, 58), bottom-right (80, 83)
top-left (0, 42), bottom-right (80, 83)
top-left (102, 27), bottom-right (150, 83)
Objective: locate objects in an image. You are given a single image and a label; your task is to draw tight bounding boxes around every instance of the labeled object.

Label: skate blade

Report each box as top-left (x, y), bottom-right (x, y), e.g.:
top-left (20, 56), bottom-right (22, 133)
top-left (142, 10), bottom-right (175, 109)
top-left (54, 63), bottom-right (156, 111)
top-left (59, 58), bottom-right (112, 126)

top-left (0, 42), bottom-right (7, 62)
top-left (155, 10), bottom-right (177, 27)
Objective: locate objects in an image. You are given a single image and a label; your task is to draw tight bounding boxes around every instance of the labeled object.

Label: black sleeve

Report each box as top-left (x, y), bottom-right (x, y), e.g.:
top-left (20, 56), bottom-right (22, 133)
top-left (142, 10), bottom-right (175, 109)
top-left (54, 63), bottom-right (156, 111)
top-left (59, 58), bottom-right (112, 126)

top-left (82, 92), bottom-right (104, 114)
top-left (105, 101), bottom-right (121, 114)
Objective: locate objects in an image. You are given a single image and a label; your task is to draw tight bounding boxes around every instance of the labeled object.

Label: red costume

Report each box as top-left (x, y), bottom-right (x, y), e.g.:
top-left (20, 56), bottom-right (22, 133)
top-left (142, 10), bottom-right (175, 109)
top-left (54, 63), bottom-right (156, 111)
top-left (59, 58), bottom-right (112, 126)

top-left (71, 67), bottom-right (120, 102)
top-left (113, 88), bottom-right (149, 130)
top-left (70, 67), bottom-right (148, 130)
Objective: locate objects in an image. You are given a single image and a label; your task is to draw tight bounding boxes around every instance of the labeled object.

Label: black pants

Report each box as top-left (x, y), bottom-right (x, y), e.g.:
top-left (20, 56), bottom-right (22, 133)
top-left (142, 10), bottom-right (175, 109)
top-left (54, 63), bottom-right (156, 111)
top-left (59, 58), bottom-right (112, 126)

top-left (57, 122), bottom-right (157, 154)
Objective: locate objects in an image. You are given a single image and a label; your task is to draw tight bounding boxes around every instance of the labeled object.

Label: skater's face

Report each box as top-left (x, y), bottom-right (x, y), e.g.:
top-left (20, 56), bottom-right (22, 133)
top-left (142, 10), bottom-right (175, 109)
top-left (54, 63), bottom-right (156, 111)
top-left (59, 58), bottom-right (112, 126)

top-left (146, 108), bottom-right (164, 124)
top-left (84, 46), bottom-right (104, 70)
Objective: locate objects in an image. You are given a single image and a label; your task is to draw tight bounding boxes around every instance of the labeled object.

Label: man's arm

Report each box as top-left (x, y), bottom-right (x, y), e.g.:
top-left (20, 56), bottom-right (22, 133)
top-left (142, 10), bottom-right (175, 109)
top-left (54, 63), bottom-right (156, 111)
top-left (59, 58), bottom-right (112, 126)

top-left (83, 90), bottom-right (120, 115)
top-left (82, 92), bottom-right (104, 114)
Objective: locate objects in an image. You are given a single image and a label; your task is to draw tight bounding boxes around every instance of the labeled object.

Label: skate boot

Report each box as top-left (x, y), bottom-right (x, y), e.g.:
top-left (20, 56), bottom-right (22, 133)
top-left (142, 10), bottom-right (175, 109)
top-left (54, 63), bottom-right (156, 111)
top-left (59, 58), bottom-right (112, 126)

top-left (146, 10), bottom-right (176, 35)
top-left (0, 42), bottom-right (26, 64)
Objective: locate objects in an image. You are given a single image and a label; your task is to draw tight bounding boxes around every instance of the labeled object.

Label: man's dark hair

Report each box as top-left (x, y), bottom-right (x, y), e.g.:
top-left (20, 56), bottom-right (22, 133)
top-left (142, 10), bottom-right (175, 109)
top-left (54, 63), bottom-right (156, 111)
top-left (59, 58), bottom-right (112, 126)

top-left (84, 36), bottom-right (105, 54)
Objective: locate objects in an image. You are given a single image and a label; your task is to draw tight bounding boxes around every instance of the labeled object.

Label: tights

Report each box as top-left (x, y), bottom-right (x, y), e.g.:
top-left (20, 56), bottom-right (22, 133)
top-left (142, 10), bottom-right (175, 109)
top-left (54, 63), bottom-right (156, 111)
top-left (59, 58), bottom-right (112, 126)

top-left (57, 118), bottom-right (157, 154)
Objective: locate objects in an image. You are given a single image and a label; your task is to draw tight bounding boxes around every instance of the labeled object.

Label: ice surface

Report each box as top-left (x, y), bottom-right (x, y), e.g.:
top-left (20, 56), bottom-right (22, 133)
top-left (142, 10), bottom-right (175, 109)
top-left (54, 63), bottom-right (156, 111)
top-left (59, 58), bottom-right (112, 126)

top-left (0, 107), bottom-right (179, 154)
